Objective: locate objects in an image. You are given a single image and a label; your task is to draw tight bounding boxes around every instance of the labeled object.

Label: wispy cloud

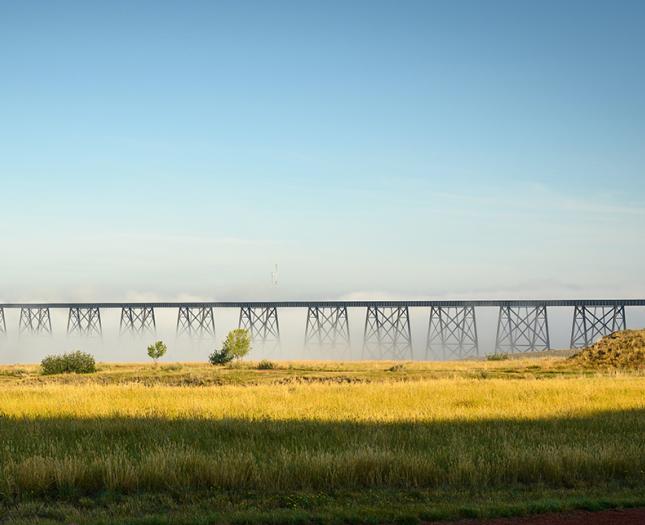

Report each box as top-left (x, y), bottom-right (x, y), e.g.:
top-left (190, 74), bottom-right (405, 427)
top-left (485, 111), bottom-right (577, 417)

top-left (427, 182), bottom-right (645, 217)
top-left (71, 233), bottom-right (280, 246)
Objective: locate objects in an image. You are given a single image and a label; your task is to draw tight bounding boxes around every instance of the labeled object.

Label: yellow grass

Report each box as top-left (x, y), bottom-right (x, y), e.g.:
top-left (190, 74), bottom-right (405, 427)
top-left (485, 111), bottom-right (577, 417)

top-left (1, 376), bottom-right (643, 421)
top-left (0, 360), bottom-right (643, 513)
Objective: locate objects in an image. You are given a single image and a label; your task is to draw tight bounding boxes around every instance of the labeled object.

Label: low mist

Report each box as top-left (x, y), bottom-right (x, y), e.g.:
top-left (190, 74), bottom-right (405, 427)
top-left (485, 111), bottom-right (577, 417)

top-left (2, 306), bottom-right (644, 365)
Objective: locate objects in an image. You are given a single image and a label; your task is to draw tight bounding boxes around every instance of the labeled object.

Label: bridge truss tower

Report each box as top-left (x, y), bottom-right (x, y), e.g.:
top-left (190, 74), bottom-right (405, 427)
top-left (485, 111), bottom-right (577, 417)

top-left (362, 306), bottom-right (412, 360)
top-left (176, 306), bottom-right (216, 339)
top-left (570, 305), bottom-right (625, 349)
top-left (0, 308), bottom-right (5, 335)
top-left (426, 306), bottom-right (478, 359)
top-left (67, 307), bottom-right (102, 336)
top-left (239, 306), bottom-right (280, 349)
top-left (495, 306), bottom-right (550, 353)
top-left (304, 306), bottom-right (350, 350)
top-left (120, 306), bottom-right (156, 336)
top-left (19, 307), bottom-right (52, 335)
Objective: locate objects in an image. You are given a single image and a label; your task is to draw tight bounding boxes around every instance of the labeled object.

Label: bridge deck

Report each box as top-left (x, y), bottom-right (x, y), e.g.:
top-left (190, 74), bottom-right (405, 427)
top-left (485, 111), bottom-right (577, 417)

top-left (1, 300), bottom-right (644, 308)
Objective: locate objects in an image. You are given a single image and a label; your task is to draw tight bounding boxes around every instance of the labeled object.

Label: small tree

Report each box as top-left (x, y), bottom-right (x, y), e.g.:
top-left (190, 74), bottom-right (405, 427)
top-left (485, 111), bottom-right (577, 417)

top-left (209, 328), bottom-right (251, 366)
top-left (223, 328), bottom-right (252, 359)
top-left (147, 340), bottom-right (167, 365)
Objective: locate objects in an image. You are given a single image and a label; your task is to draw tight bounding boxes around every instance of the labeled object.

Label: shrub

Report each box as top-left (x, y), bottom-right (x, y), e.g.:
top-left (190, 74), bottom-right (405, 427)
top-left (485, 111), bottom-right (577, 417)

top-left (41, 351), bottom-right (96, 375)
top-left (257, 359), bottom-right (276, 370)
top-left (147, 341), bottom-right (167, 364)
top-left (487, 352), bottom-right (510, 361)
top-left (209, 329), bottom-right (252, 366)
top-left (387, 363), bottom-right (405, 372)
top-left (209, 348), bottom-right (234, 366)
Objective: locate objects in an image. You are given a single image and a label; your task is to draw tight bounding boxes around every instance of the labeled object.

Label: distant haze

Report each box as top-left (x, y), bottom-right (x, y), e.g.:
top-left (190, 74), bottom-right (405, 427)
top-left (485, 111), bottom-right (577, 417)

top-left (2, 306), bottom-right (645, 364)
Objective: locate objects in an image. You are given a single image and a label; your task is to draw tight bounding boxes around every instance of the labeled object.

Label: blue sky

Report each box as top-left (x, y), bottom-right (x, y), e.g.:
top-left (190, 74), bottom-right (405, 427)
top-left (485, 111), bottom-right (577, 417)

top-left (1, 0), bottom-right (644, 301)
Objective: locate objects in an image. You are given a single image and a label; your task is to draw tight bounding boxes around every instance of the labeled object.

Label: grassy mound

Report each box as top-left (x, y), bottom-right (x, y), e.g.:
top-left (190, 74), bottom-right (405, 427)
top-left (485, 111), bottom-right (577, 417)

top-left (571, 330), bottom-right (645, 370)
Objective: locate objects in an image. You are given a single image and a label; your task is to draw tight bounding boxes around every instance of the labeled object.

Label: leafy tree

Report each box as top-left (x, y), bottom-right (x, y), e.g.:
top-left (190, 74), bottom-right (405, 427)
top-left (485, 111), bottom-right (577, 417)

top-left (209, 329), bottom-right (251, 366)
top-left (147, 340), bottom-right (167, 364)
top-left (223, 328), bottom-right (252, 359)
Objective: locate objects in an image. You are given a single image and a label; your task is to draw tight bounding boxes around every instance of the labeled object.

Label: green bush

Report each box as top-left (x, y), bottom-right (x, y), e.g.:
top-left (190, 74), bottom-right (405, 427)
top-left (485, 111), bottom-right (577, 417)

top-left (487, 352), bottom-right (510, 361)
top-left (257, 359), bottom-right (276, 370)
top-left (208, 348), bottom-right (234, 366)
top-left (41, 351), bottom-right (96, 375)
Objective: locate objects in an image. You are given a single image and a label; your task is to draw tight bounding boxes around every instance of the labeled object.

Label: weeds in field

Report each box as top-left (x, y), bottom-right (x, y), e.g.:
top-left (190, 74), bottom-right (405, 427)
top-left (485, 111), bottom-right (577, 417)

top-left (487, 352), bottom-right (510, 361)
top-left (387, 363), bottom-right (406, 372)
top-left (257, 359), bottom-right (276, 370)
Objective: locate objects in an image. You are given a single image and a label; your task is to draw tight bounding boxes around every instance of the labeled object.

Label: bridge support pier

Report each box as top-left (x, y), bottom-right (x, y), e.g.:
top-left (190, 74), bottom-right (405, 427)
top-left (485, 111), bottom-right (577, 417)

top-left (0, 308), bottom-right (5, 335)
top-left (362, 306), bottom-right (412, 360)
top-left (570, 305), bottom-right (625, 348)
top-left (239, 306), bottom-right (280, 348)
top-left (304, 306), bottom-right (350, 350)
top-left (495, 306), bottom-right (550, 353)
top-left (19, 307), bottom-right (52, 335)
top-left (176, 306), bottom-right (216, 339)
top-left (67, 307), bottom-right (102, 336)
top-left (120, 306), bottom-right (156, 336)
top-left (426, 306), bottom-right (478, 359)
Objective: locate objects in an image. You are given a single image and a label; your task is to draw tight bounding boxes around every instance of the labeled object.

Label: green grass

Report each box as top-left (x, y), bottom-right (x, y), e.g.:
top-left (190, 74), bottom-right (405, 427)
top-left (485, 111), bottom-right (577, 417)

top-left (2, 488), bottom-right (644, 524)
top-left (2, 411), bottom-right (644, 495)
top-left (0, 358), bottom-right (642, 524)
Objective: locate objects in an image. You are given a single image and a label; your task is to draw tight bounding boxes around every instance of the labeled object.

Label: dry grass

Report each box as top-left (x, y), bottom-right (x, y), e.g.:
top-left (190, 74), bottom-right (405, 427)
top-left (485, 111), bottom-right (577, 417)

top-left (0, 376), bottom-right (643, 421)
top-left (0, 372), bottom-right (643, 499)
top-left (0, 358), bottom-right (643, 523)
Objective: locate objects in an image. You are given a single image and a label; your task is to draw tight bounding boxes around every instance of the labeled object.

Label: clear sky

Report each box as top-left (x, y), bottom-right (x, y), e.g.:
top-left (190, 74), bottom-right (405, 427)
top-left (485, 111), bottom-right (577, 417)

top-left (1, 0), bottom-right (644, 302)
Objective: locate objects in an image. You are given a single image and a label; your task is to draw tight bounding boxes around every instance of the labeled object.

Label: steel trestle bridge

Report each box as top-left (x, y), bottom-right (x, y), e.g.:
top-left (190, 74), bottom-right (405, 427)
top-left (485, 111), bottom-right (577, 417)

top-left (0, 300), bottom-right (642, 359)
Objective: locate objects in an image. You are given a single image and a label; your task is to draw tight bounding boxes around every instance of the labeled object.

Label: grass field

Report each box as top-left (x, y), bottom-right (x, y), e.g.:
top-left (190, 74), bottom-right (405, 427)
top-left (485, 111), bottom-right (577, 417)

top-left (0, 358), bottom-right (643, 524)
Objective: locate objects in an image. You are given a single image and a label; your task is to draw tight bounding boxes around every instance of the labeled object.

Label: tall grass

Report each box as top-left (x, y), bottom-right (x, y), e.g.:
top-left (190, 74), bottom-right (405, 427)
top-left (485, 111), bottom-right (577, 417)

top-left (0, 376), bottom-right (643, 499)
